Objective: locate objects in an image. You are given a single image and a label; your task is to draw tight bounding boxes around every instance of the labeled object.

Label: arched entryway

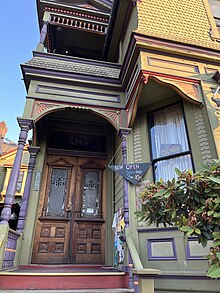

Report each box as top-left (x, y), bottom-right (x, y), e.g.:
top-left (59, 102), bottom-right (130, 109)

top-left (31, 108), bottom-right (115, 265)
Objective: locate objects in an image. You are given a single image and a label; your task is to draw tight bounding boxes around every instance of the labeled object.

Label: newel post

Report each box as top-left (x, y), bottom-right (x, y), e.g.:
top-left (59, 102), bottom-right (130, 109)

top-left (17, 146), bottom-right (40, 233)
top-left (0, 118), bottom-right (33, 225)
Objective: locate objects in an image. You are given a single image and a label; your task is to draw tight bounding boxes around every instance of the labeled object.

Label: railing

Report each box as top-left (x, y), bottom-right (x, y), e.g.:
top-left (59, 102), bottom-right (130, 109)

top-left (1, 228), bottom-right (20, 270)
top-left (125, 229), bottom-right (161, 293)
top-left (50, 15), bottom-right (107, 34)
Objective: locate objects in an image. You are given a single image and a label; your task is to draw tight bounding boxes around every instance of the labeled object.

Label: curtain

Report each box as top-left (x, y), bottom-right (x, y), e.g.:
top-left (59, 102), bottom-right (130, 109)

top-left (154, 154), bottom-right (193, 181)
top-left (150, 104), bottom-right (192, 181)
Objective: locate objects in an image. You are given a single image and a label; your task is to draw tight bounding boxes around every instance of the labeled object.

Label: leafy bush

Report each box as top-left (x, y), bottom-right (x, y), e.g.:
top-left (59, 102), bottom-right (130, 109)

top-left (135, 160), bottom-right (220, 278)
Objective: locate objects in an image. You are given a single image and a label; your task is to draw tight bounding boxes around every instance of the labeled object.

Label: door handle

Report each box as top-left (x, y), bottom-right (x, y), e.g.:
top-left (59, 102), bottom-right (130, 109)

top-left (65, 202), bottom-right (72, 218)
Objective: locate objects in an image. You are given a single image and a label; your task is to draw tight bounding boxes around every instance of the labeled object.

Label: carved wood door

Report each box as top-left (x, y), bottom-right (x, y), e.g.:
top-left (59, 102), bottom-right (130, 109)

top-left (32, 155), bottom-right (106, 264)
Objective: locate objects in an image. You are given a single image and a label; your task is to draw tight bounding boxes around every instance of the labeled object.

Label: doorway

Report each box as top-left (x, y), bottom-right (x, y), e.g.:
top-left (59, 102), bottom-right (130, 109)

top-left (32, 154), bottom-right (106, 264)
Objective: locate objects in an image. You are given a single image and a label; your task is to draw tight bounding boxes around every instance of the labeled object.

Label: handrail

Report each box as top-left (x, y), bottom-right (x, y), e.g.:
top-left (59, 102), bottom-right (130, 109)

top-left (126, 234), bottom-right (143, 269)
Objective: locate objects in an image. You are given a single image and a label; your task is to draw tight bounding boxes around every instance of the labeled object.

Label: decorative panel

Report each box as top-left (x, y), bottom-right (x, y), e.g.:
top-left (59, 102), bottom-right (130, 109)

top-left (38, 242), bottom-right (49, 253)
top-left (55, 227), bottom-right (65, 238)
top-left (78, 228), bottom-right (87, 238)
top-left (46, 168), bottom-right (68, 217)
top-left (77, 243), bottom-right (87, 254)
top-left (91, 243), bottom-right (101, 254)
top-left (40, 227), bottom-right (51, 237)
top-left (36, 85), bottom-right (120, 103)
top-left (148, 238), bottom-right (177, 260)
top-left (147, 57), bottom-right (200, 73)
top-left (193, 106), bottom-right (212, 163)
top-left (133, 115), bottom-right (143, 163)
top-left (91, 228), bottom-right (101, 239)
top-left (54, 242), bottom-right (64, 253)
top-left (186, 238), bottom-right (213, 260)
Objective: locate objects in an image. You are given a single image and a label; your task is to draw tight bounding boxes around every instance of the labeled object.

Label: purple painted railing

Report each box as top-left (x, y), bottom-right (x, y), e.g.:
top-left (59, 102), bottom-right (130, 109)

top-left (2, 229), bottom-right (20, 270)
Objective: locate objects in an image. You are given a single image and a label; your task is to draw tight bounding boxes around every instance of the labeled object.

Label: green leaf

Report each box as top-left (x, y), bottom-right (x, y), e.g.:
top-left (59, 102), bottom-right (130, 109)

top-left (180, 226), bottom-right (191, 232)
top-left (213, 213), bottom-right (220, 218)
top-left (208, 211), bottom-right (214, 216)
top-left (213, 232), bottom-right (220, 240)
top-left (153, 189), bottom-right (168, 197)
top-left (175, 168), bottom-right (182, 176)
top-left (207, 264), bottom-right (220, 278)
top-left (195, 228), bottom-right (201, 235)
top-left (187, 228), bottom-right (196, 236)
top-left (215, 197), bottom-right (220, 204)
top-left (214, 240), bottom-right (220, 247)
top-left (216, 252), bottom-right (220, 260)
top-left (208, 177), bottom-right (220, 184)
top-left (200, 163), bottom-right (210, 171)
top-left (199, 236), bottom-right (208, 248)
top-left (171, 209), bottom-right (176, 219)
top-left (196, 207), bottom-right (205, 214)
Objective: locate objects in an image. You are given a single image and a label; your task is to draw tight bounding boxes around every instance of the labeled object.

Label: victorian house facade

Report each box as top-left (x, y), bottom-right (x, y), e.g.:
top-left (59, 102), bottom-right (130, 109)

top-left (0, 0), bottom-right (220, 292)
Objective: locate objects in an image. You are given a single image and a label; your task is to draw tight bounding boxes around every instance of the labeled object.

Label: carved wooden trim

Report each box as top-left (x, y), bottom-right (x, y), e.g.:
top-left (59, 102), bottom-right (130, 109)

top-left (95, 109), bottom-right (121, 130)
top-left (33, 102), bottom-right (62, 119)
top-left (133, 116), bottom-right (143, 163)
top-left (143, 73), bottom-right (202, 105)
top-left (193, 106), bottom-right (212, 163)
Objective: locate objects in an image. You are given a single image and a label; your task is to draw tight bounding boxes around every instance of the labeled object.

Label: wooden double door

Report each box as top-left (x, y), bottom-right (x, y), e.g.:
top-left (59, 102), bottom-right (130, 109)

top-left (32, 154), bottom-right (106, 264)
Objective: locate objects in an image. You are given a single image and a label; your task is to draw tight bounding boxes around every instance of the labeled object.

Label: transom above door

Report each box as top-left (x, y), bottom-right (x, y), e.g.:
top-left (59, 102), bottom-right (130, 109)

top-left (32, 154), bottom-right (106, 264)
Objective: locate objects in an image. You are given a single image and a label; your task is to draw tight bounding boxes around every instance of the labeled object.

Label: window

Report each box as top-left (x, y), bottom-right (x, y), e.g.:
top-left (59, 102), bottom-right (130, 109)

top-left (149, 103), bottom-right (193, 181)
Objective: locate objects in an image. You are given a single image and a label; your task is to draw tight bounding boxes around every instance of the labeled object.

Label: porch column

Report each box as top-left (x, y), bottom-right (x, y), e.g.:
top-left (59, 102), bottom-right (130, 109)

top-left (36, 22), bottom-right (48, 52)
top-left (119, 128), bottom-right (131, 228)
top-left (0, 118), bottom-right (33, 225)
top-left (17, 146), bottom-right (40, 233)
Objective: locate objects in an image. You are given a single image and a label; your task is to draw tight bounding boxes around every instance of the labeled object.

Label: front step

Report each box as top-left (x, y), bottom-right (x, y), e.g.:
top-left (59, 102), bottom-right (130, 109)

top-left (0, 289), bottom-right (134, 293)
top-left (0, 266), bottom-right (130, 291)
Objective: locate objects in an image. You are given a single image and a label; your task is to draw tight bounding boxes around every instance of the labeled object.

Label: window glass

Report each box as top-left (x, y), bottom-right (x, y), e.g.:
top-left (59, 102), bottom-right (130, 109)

top-left (81, 170), bottom-right (100, 218)
top-left (149, 104), bottom-right (193, 181)
top-left (46, 168), bottom-right (68, 217)
top-left (150, 104), bottom-right (189, 159)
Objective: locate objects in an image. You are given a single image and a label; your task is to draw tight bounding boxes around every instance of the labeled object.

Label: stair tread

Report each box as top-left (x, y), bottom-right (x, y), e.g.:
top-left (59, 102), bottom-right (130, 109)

top-left (0, 288), bottom-right (134, 293)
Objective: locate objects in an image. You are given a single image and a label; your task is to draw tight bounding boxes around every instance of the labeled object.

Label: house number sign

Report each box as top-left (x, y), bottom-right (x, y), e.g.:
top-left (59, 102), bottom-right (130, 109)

top-left (34, 171), bottom-right (41, 191)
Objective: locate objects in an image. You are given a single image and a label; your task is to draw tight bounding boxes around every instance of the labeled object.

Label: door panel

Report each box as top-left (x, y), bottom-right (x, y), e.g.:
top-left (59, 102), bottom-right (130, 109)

top-left (74, 221), bottom-right (104, 264)
top-left (32, 154), bottom-right (106, 264)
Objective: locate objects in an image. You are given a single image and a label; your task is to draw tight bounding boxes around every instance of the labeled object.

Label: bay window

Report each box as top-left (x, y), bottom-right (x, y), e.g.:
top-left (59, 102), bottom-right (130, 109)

top-left (148, 103), bottom-right (193, 181)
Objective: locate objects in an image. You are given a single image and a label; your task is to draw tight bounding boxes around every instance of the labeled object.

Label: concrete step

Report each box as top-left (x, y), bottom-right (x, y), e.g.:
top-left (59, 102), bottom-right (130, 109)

top-left (0, 289), bottom-right (134, 293)
top-left (0, 269), bottom-right (130, 290)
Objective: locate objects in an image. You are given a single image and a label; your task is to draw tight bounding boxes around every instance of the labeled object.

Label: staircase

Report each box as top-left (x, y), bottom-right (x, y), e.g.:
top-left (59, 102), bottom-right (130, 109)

top-left (0, 265), bottom-right (133, 292)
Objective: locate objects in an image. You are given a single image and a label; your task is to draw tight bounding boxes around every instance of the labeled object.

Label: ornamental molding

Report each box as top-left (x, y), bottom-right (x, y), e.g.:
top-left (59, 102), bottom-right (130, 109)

top-left (142, 73), bottom-right (202, 105)
top-left (95, 109), bottom-right (121, 130)
top-left (193, 106), bottom-right (212, 164)
top-left (127, 71), bottom-right (203, 127)
top-left (33, 102), bottom-right (63, 120)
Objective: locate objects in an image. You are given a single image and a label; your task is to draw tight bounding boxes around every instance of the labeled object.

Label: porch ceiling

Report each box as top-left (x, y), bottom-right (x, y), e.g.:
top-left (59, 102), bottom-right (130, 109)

top-left (49, 24), bottom-right (105, 59)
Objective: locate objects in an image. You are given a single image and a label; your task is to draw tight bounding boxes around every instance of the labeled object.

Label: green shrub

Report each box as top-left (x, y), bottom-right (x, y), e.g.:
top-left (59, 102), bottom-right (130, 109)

top-left (135, 160), bottom-right (220, 278)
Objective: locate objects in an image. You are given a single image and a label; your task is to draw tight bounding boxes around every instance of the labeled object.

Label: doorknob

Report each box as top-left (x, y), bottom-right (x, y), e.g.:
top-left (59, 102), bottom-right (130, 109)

top-left (66, 202), bottom-right (72, 218)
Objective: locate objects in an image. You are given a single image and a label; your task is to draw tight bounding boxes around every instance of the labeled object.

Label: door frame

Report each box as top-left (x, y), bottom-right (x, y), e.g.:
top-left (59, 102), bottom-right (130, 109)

top-left (31, 152), bottom-right (107, 264)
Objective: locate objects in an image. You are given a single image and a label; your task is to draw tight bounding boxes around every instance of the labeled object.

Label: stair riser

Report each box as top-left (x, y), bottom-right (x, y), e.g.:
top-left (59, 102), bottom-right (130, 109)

top-left (0, 275), bottom-right (129, 290)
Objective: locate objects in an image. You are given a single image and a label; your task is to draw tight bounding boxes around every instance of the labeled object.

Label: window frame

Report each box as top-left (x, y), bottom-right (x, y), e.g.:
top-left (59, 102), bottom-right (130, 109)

top-left (147, 102), bottom-right (194, 182)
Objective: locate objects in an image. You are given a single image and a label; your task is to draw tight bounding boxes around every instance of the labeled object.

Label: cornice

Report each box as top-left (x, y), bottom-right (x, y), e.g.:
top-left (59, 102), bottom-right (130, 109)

top-left (133, 32), bottom-right (220, 64)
